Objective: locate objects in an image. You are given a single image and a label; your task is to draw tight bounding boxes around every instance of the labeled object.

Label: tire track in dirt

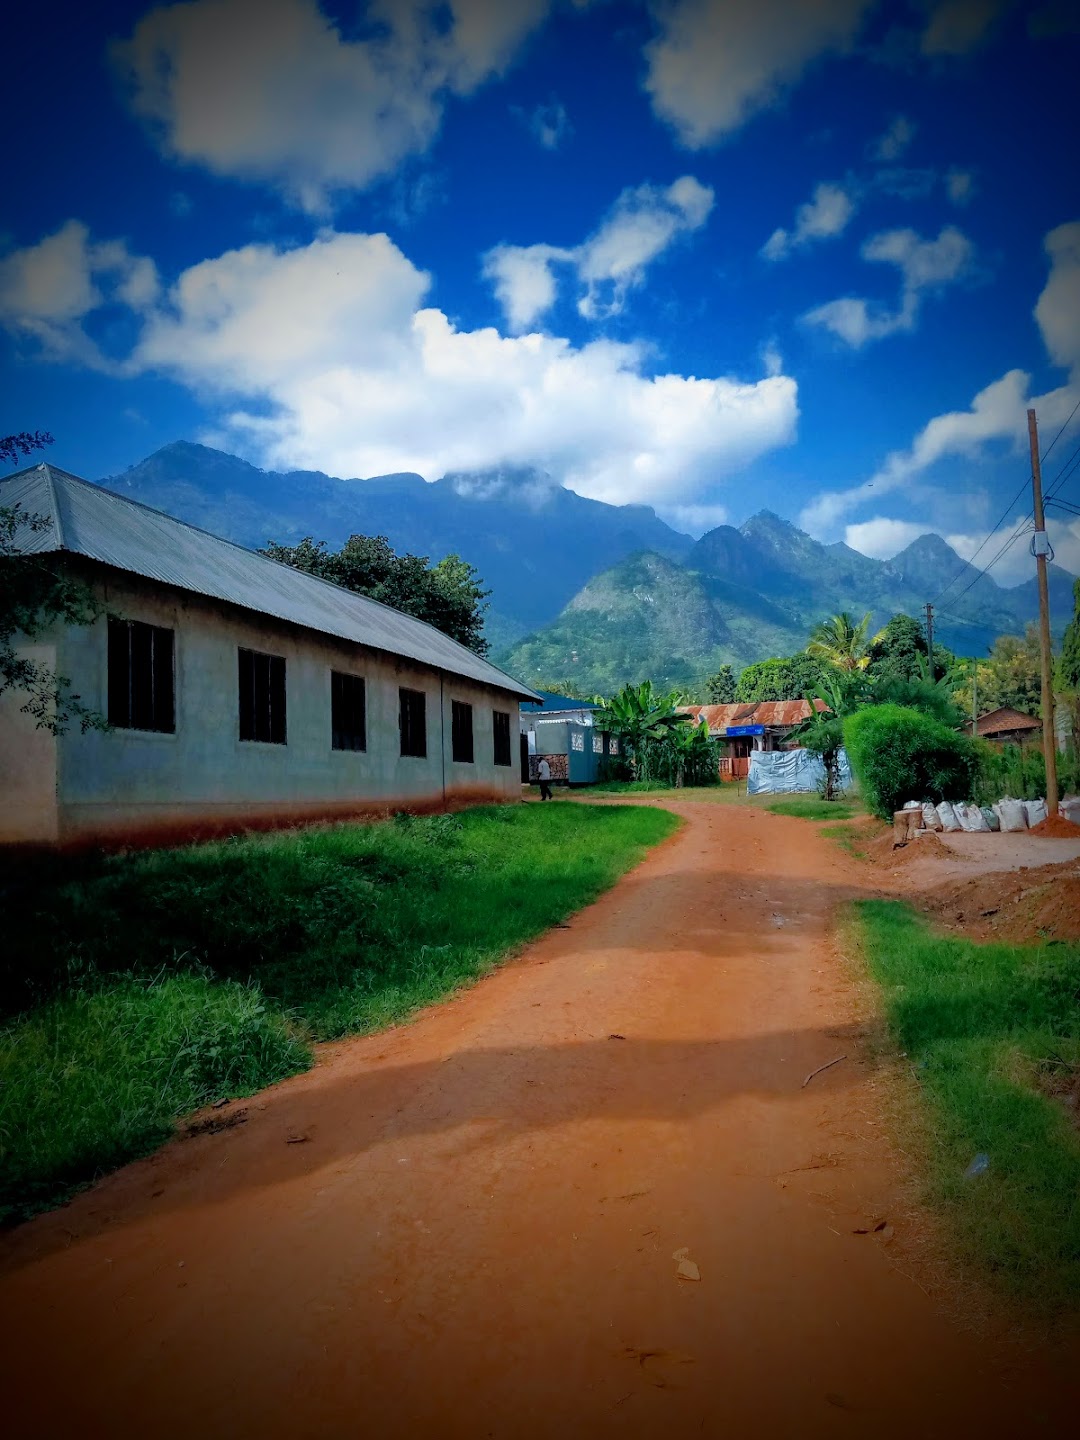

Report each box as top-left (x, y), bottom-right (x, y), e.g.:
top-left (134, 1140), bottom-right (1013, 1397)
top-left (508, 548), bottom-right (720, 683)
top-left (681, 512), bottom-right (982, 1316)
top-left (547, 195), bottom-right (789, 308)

top-left (1, 801), bottom-right (1077, 1437)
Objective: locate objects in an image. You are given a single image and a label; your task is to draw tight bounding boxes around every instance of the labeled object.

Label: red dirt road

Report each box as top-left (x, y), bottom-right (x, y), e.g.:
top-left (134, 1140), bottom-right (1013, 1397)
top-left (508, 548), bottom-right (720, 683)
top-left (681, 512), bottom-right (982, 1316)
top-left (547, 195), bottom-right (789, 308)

top-left (2, 802), bottom-right (1078, 1437)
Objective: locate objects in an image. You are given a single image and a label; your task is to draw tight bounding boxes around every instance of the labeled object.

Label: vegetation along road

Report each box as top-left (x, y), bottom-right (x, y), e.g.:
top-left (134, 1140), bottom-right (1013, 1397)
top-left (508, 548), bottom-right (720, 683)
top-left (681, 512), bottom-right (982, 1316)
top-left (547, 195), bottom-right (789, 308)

top-left (2, 799), bottom-right (1079, 1437)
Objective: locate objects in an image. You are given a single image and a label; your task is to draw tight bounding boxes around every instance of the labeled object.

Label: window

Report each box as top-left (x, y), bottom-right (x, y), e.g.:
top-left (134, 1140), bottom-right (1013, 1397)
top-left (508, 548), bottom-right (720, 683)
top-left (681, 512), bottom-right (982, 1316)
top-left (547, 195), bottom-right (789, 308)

top-left (451, 700), bottom-right (474, 764)
top-left (108, 617), bottom-right (175, 733)
top-left (238, 647), bottom-right (286, 744)
top-left (609, 737), bottom-right (619, 755)
top-left (399, 687), bottom-right (427, 758)
top-left (492, 709), bottom-right (512, 767)
top-left (592, 733), bottom-right (603, 754)
top-left (571, 730), bottom-right (585, 751)
top-left (331, 672), bottom-right (366, 751)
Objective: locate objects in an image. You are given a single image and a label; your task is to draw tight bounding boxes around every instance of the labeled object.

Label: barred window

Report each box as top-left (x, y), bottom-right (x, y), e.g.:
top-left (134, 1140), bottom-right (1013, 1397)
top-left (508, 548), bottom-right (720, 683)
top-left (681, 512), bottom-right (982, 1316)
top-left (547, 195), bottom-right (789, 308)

top-left (331, 672), bottom-right (366, 751)
top-left (108, 617), bottom-right (175, 733)
top-left (238, 648), bottom-right (286, 744)
top-left (492, 710), bottom-right (512, 767)
top-left (399, 687), bottom-right (427, 758)
top-left (451, 700), bottom-right (474, 763)
top-left (592, 733), bottom-right (603, 754)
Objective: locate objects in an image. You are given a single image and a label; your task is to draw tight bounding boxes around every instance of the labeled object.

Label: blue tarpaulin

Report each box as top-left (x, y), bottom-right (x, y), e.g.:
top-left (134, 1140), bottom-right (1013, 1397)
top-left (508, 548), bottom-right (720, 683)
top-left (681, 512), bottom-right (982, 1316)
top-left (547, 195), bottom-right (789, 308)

top-left (746, 747), bottom-right (853, 795)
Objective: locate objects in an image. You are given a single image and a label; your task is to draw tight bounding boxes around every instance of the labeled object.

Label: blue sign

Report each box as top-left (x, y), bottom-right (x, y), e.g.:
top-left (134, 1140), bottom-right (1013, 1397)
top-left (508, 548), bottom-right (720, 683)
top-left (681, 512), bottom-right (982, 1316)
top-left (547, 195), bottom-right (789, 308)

top-left (725, 724), bottom-right (765, 736)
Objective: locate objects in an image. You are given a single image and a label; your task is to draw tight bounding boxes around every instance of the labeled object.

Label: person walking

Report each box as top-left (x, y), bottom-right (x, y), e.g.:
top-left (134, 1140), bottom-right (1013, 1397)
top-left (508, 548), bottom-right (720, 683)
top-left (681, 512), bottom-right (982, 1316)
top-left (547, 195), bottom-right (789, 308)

top-left (537, 757), bottom-right (553, 801)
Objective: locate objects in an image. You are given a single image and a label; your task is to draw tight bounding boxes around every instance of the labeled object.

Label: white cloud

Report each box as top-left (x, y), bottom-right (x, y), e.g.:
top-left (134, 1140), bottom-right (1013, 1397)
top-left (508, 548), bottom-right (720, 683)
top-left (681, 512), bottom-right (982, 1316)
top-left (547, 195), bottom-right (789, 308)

top-left (921, 0), bottom-right (1012, 55)
top-left (483, 175), bottom-right (714, 330)
top-left (661, 501), bottom-right (731, 536)
top-left (801, 216), bottom-right (1080, 536)
top-left (846, 512), bottom-right (1080, 586)
top-left (804, 223), bottom-right (975, 347)
top-left (0, 220), bottom-right (159, 366)
top-left (519, 98), bottom-right (571, 150)
top-left (1, 222), bottom-right (797, 510)
top-left (114, 0), bottom-right (553, 212)
top-left (761, 182), bottom-right (854, 261)
top-left (643, 0), bottom-right (872, 147)
top-left (872, 114), bottom-right (916, 162)
top-left (844, 517), bottom-right (932, 558)
top-left (945, 167), bottom-right (976, 205)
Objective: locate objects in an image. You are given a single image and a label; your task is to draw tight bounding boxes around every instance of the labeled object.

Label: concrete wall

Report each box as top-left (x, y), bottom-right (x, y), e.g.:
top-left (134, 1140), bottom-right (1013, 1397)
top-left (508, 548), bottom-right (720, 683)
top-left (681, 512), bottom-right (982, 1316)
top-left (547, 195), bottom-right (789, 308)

top-left (0, 642), bottom-right (60, 843)
top-left (4, 565), bottom-right (523, 849)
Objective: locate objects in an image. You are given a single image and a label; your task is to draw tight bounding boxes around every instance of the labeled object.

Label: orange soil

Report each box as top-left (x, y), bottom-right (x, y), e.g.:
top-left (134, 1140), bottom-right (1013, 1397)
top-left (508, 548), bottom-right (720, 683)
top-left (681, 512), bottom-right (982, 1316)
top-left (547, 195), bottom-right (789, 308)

top-left (1030, 813), bottom-right (1080, 838)
top-left (1, 802), bottom-right (1078, 1438)
top-left (920, 857), bottom-right (1080, 943)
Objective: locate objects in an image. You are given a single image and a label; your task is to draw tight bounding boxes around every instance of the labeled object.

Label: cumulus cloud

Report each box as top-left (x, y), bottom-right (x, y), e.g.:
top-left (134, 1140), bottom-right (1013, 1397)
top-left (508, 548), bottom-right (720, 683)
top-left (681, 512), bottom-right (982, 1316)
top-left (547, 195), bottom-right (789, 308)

top-left (0, 221), bottom-right (797, 509)
top-left (0, 220), bottom-right (159, 366)
top-left (871, 114), bottom-right (916, 162)
top-left (517, 98), bottom-right (571, 150)
top-left (804, 224), bottom-right (975, 347)
top-left (761, 182), bottom-right (854, 261)
top-left (801, 222), bottom-right (1080, 536)
top-left (643, 0), bottom-right (872, 147)
top-left (846, 512), bottom-right (1080, 586)
top-left (114, 0), bottom-right (553, 211)
top-left (483, 175), bottom-right (714, 330)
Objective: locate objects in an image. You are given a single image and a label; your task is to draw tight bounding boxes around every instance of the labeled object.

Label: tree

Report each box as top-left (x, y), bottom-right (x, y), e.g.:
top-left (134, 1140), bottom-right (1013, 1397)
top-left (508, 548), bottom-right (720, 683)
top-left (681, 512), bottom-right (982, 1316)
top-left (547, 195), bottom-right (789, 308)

top-left (871, 651), bottom-right (966, 727)
top-left (788, 671), bottom-right (865, 801)
top-left (864, 613), bottom-right (927, 682)
top-left (1, 431), bottom-right (107, 734)
top-left (592, 680), bottom-right (693, 781)
top-left (704, 664), bottom-right (736, 703)
top-left (978, 626), bottom-right (1043, 714)
top-left (1056, 579), bottom-right (1080, 757)
top-left (806, 611), bottom-right (877, 672)
top-left (261, 534), bottom-right (490, 655)
top-left (734, 654), bottom-right (823, 702)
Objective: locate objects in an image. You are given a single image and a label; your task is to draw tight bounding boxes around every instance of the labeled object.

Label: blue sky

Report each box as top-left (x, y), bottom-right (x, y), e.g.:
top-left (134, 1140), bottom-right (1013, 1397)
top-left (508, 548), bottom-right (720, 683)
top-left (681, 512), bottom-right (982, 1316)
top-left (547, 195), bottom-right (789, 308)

top-left (2, 0), bottom-right (1079, 582)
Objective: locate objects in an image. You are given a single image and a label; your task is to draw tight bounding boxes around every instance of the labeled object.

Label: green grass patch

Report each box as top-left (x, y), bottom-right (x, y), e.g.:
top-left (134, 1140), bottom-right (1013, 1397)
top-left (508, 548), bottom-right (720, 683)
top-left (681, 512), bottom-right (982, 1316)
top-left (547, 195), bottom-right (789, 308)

top-left (764, 797), bottom-right (859, 820)
top-left (821, 822), bottom-right (869, 859)
top-left (585, 780), bottom-right (743, 801)
top-left (851, 900), bottom-right (1080, 1307)
top-left (1, 803), bottom-right (677, 1221)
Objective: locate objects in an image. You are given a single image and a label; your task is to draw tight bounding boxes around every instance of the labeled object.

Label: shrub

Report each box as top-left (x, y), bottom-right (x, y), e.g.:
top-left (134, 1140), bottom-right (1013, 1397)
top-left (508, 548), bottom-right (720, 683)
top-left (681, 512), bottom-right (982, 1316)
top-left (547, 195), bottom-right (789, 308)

top-left (843, 704), bottom-right (980, 820)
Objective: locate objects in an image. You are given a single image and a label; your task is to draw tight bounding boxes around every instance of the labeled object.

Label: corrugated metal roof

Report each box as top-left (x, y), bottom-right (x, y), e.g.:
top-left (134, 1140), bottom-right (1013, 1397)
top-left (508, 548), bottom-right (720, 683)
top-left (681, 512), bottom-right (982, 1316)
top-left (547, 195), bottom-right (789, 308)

top-left (2, 464), bottom-right (539, 700)
top-left (975, 706), bottom-right (1041, 735)
top-left (681, 699), bottom-right (825, 732)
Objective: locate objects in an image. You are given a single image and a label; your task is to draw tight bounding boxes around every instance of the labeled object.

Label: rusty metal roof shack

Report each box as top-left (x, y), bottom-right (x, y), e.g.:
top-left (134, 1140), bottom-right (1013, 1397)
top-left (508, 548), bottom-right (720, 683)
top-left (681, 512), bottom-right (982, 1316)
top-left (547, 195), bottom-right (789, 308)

top-left (681, 699), bottom-right (826, 733)
top-left (2, 464), bottom-right (540, 701)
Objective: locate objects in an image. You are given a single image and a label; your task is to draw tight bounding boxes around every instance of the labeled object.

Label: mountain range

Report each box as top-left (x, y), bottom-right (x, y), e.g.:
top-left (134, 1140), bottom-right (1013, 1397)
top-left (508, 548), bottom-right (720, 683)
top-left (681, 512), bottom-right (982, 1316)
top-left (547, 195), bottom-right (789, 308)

top-left (96, 443), bottom-right (1075, 693)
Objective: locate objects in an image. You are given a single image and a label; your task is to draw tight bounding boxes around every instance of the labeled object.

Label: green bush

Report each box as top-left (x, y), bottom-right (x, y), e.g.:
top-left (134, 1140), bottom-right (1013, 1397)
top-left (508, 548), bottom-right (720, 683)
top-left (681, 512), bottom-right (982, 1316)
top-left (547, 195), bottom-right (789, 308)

top-left (843, 704), bottom-right (979, 820)
top-left (974, 741), bottom-right (1077, 805)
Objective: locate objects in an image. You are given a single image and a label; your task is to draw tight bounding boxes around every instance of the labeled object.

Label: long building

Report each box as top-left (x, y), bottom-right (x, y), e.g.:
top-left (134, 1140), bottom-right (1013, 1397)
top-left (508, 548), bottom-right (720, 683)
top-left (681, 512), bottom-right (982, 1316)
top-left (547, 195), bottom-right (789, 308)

top-left (0, 464), bottom-right (537, 848)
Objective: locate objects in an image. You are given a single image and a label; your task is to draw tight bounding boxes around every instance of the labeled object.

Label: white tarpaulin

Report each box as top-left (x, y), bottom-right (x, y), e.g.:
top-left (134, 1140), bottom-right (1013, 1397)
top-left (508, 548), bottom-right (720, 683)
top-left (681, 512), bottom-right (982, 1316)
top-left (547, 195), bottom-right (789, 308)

top-left (746, 747), bottom-right (853, 795)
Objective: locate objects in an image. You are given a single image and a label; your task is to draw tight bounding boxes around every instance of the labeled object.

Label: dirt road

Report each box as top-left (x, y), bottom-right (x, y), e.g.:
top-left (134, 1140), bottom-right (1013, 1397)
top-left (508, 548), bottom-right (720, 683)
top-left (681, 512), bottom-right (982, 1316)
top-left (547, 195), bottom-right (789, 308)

top-left (2, 802), bottom-right (1077, 1437)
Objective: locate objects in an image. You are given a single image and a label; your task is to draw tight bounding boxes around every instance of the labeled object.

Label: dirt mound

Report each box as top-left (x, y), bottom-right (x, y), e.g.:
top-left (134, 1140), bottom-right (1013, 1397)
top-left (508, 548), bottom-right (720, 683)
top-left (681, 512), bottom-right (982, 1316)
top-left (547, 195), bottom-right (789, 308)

top-left (921, 859), bottom-right (1080, 943)
top-left (867, 830), bottom-right (959, 866)
top-left (1029, 813), bottom-right (1080, 838)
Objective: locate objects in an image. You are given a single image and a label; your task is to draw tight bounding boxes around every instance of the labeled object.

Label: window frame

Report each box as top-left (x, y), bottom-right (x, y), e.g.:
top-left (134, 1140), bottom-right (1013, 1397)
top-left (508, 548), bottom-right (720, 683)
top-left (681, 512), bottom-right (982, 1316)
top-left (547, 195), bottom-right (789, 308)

top-left (238, 646), bottom-right (287, 745)
top-left (331, 671), bottom-right (367, 752)
top-left (492, 709), bottom-right (512, 768)
top-left (107, 616), bottom-right (176, 734)
top-left (398, 686), bottom-right (427, 759)
top-left (451, 699), bottom-right (474, 765)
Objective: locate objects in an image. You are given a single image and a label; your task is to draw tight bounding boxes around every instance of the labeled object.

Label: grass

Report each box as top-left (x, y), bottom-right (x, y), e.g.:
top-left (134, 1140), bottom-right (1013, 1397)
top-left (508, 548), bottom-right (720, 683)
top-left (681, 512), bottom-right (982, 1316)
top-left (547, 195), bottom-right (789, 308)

top-left (850, 900), bottom-right (1080, 1308)
top-left (1, 802), bottom-right (678, 1223)
top-left (583, 780), bottom-right (746, 801)
top-left (764, 797), bottom-right (859, 820)
top-left (821, 822), bottom-right (870, 859)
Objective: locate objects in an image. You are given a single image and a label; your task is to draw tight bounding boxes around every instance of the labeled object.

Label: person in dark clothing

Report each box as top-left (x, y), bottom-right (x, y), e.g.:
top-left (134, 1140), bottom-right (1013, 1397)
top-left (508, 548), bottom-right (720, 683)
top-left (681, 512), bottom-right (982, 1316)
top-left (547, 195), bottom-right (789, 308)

top-left (537, 757), bottom-right (553, 800)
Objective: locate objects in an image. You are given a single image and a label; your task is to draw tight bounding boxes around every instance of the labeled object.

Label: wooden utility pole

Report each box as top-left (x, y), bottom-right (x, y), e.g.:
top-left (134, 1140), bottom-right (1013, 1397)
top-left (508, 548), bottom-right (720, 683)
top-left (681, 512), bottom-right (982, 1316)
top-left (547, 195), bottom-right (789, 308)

top-left (925, 602), bottom-right (934, 677)
top-left (1027, 408), bottom-right (1059, 817)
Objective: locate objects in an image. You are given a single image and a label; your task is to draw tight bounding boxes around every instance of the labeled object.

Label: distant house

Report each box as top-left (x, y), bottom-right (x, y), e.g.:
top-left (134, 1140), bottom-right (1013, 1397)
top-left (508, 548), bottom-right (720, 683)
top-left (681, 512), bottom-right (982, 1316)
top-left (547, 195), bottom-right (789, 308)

top-left (972, 706), bottom-right (1042, 747)
top-left (681, 699), bottom-right (826, 779)
top-left (519, 691), bottom-right (616, 785)
top-left (1, 465), bottom-right (538, 849)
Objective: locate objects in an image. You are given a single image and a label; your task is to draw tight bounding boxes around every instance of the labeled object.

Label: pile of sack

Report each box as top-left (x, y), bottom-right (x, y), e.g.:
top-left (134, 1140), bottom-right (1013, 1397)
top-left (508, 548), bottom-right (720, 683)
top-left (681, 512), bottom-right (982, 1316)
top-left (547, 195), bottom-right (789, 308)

top-left (902, 796), bottom-right (1080, 833)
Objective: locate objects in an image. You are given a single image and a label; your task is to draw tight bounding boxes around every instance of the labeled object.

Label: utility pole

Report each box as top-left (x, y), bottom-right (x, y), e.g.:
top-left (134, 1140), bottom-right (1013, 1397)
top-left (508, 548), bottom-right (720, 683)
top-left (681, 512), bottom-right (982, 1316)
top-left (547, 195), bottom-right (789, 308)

top-left (1027, 408), bottom-right (1059, 818)
top-left (925, 602), bottom-right (934, 678)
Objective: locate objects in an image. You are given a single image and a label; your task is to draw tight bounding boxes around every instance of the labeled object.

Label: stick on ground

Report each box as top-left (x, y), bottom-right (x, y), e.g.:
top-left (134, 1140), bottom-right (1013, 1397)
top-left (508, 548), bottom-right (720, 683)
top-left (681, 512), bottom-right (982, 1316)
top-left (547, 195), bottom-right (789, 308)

top-left (802, 1055), bottom-right (847, 1089)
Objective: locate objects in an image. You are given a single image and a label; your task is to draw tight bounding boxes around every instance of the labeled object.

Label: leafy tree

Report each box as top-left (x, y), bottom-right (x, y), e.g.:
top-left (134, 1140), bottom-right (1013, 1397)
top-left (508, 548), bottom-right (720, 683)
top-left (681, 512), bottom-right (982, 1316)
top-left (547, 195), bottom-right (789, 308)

top-left (734, 654), bottom-right (823, 702)
top-left (1, 431), bottom-right (107, 734)
top-left (976, 626), bottom-right (1043, 715)
top-left (1056, 578), bottom-right (1080, 755)
top-left (843, 705), bottom-right (980, 820)
top-left (871, 651), bottom-right (966, 727)
top-left (261, 534), bottom-right (490, 655)
top-left (806, 611), bottom-right (878, 672)
top-left (788, 671), bottom-right (866, 801)
top-left (704, 664), bottom-right (736, 703)
top-left (864, 613), bottom-right (927, 682)
top-left (592, 680), bottom-right (694, 781)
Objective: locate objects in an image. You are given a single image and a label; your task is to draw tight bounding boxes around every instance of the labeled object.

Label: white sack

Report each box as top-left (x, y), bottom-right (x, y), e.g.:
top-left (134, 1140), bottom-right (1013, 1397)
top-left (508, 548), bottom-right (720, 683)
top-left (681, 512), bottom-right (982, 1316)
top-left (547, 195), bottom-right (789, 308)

top-left (981, 807), bottom-right (1000, 831)
top-left (996, 798), bottom-right (1027, 832)
top-left (1024, 799), bottom-right (1048, 827)
top-left (957, 802), bottom-right (989, 832)
top-left (937, 801), bottom-right (961, 832)
top-left (923, 803), bottom-right (943, 831)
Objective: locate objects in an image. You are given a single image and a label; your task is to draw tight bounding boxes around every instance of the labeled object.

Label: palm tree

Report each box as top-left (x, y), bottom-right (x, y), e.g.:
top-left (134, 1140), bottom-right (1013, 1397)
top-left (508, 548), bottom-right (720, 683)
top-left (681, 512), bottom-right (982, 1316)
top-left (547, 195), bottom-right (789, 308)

top-left (806, 612), bottom-right (877, 672)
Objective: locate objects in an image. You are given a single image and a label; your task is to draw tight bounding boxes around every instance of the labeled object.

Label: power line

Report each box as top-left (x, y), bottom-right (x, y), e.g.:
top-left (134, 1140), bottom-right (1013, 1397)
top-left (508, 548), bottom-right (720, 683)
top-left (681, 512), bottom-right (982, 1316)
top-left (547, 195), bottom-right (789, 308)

top-left (1039, 392), bottom-right (1080, 465)
top-left (1043, 437), bottom-right (1080, 502)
